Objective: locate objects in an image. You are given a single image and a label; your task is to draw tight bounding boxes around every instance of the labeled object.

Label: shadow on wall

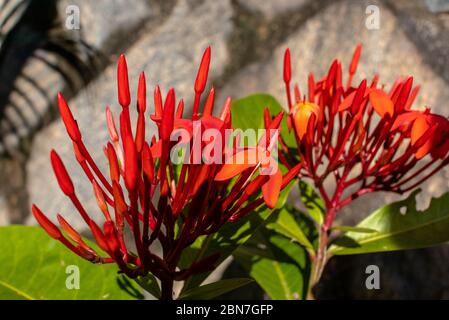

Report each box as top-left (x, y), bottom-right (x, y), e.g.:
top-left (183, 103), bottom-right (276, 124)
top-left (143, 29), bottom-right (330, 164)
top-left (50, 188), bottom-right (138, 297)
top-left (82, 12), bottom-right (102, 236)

top-left (0, 0), bottom-right (102, 156)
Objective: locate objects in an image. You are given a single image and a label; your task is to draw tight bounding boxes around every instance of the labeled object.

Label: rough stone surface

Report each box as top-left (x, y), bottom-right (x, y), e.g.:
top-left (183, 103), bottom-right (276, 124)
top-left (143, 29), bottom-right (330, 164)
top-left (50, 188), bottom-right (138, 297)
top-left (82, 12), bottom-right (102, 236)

top-left (27, 0), bottom-right (233, 230)
top-left (58, 0), bottom-right (155, 52)
top-left (237, 0), bottom-right (310, 19)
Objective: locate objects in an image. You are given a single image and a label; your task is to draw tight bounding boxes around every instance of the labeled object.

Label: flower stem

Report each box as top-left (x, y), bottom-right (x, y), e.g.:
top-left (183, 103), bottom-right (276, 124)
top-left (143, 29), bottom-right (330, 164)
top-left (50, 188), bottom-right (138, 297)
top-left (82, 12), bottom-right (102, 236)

top-left (160, 276), bottom-right (174, 300)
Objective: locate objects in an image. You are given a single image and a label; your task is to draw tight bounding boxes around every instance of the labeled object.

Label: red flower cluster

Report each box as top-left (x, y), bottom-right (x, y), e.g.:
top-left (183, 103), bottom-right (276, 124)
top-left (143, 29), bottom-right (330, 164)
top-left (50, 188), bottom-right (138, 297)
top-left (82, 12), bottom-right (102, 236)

top-left (32, 48), bottom-right (300, 298)
top-left (283, 45), bottom-right (449, 232)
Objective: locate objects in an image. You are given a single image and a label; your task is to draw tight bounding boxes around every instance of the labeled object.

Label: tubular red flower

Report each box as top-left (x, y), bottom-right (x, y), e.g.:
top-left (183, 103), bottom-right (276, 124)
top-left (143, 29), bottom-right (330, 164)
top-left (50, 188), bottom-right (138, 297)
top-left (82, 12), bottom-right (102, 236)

top-left (124, 135), bottom-right (138, 191)
top-left (160, 88), bottom-right (175, 141)
top-left (58, 93), bottom-right (81, 142)
top-left (283, 48), bottom-right (291, 84)
top-left (50, 149), bottom-right (74, 196)
top-left (117, 54), bottom-right (131, 107)
top-left (32, 205), bottom-right (61, 239)
top-left (137, 72), bottom-right (146, 113)
top-left (194, 46), bottom-right (211, 94)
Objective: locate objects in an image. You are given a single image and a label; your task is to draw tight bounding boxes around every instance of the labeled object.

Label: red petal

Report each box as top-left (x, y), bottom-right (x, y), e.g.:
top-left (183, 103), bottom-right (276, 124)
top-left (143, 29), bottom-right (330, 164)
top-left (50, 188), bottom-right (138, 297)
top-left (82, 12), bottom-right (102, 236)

top-left (369, 89), bottom-right (394, 117)
top-left (215, 149), bottom-right (258, 181)
top-left (262, 169), bottom-right (283, 209)
top-left (337, 91), bottom-right (356, 112)
top-left (411, 115), bottom-right (430, 145)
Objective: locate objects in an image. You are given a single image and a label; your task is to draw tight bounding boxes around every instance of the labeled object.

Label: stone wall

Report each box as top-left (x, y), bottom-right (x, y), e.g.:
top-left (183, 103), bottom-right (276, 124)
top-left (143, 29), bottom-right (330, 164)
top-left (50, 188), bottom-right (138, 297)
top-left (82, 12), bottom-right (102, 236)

top-left (1, 0), bottom-right (449, 299)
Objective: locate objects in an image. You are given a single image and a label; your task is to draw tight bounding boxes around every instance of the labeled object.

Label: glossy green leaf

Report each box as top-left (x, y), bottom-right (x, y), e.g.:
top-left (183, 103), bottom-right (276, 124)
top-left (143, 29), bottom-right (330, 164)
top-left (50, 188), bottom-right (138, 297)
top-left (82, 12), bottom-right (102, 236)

top-left (331, 226), bottom-right (377, 233)
top-left (179, 278), bottom-right (253, 300)
top-left (299, 181), bottom-right (325, 225)
top-left (0, 226), bottom-right (142, 300)
top-left (231, 94), bottom-right (296, 148)
top-left (235, 227), bottom-right (310, 300)
top-left (330, 190), bottom-right (449, 255)
top-left (266, 207), bottom-right (313, 250)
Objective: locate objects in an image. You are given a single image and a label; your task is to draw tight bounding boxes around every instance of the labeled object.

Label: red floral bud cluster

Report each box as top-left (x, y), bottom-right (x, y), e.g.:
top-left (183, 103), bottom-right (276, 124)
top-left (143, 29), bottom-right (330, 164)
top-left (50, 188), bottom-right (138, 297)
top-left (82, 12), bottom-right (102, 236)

top-left (32, 48), bottom-right (300, 293)
top-left (282, 44), bottom-right (449, 231)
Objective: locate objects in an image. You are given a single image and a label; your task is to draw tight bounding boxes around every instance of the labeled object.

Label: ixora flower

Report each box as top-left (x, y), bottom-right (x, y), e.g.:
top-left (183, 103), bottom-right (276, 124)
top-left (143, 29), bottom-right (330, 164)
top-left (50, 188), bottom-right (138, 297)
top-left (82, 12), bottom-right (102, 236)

top-left (32, 47), bottom-right (300, 300)
top-left (282, 45), bottom-right (449, 284)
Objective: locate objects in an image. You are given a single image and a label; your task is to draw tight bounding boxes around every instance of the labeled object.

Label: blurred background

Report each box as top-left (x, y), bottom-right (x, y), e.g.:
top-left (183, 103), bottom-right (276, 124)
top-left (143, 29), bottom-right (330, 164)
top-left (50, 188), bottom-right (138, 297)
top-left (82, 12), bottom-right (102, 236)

top-left (1, 0), bottom-right (449, 299)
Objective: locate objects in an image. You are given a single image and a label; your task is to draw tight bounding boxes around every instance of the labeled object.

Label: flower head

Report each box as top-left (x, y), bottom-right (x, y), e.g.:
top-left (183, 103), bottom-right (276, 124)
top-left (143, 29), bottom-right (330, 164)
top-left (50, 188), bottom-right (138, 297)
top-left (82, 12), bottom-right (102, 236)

top-left (33, 48), bottom-right (299, 287)
top-left (282, 44), bottom-right (449, 230)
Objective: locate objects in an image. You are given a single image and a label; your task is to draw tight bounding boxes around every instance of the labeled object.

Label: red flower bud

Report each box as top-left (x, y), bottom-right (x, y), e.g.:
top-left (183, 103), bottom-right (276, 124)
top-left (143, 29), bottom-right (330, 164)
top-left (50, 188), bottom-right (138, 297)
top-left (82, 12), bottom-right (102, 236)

top-left (160, 88), bottom-right (175, 141)
top-left (50, 149), bottom-right (74, 196)
top-left (137, 72), bottom-right (146, 113)
top-left (117, 54), bottom-right (131, 107)
top-left (203, 87), bottom-right (215, 116)
top-left (106, 106), bottom-right (119, 142)
top-left (283, 48), bottom-right (291, 84)
top-left (195, 46), bottom-right (211, 94)
top-left (349, 44), bottom-right (362, 75)
top-left (32, 205), bottom-right (61, 240)
top-left (58, 93), bottom-right (81, 142)
top-left (124, 135), bottom-right (138, 190)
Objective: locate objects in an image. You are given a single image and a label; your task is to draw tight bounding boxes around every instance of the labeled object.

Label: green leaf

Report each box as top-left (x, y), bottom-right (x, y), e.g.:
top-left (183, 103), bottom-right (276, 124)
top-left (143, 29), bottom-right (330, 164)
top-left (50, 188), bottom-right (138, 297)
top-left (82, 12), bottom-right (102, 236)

top-left (330, 190), bottom-right (449, 255)
top-left (0, 226), bottom-right (142, 300)
top-left (135, 273), bottom-right (161, 299)
top-left (299, 181), bottom-right (325, 225)
top-left (231, 94), bottom-right (296, 148)
top-left (266, 207), bottom-right (313, 250)
top-left (180, 181), bottom-right (296, 294)
top-left (179, 278), bottom-right (253, 300)
top-left (235, 227), bottom-right (310, 300)
top-left (331, 226), bottom-right (377, 234)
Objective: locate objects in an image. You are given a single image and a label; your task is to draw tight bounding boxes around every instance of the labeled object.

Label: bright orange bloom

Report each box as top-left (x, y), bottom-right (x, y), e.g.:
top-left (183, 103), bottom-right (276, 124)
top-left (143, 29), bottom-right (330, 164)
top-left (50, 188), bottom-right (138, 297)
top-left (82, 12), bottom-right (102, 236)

top-left (282, 44), bottom-right (449, 232)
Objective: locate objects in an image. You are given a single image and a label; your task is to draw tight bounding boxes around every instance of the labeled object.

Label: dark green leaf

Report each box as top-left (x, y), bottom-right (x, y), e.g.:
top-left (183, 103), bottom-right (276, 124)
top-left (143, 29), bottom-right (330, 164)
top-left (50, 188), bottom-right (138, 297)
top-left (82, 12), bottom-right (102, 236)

top-left (330, 190), bottom-right (449, 255)
top-left (179, 278), bottom-right (253, 300)
top-left (0, 226), bottom-right (142, 299)
top-left (299, 181), bottom-right (325, 225)
top-left (235, 226), bottom-right (310, 300)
